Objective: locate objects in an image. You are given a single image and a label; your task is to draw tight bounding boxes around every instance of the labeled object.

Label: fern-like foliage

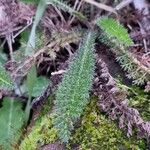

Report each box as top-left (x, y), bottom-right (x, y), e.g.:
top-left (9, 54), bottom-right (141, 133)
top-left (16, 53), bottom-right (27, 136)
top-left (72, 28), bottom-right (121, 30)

top-left (46, 29), bottom-right (83, 58)
top-left (53, 32), bottom-right (95, 142)
top-left (0, 66), bottom-right (14, 89)
top-left (13, 29), bottom-right (83, 79)
top-left (0, 98), bottom-right (25, 150)
top-left (97, 17), bottom-right (133, 47)
top-left (97, 17), bottom-right (150, 85)
top-left (50, 29), bottom-right (83, 47)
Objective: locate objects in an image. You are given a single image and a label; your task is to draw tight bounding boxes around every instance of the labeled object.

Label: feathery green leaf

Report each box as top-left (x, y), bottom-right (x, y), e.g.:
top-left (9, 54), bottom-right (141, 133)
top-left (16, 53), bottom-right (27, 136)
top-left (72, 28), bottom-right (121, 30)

top-left (53, 32), bottom-right (95, 142)
top-left (97, 17), bottom-right (150, 85)
top-left (97, 17), bottom-right (133, 47)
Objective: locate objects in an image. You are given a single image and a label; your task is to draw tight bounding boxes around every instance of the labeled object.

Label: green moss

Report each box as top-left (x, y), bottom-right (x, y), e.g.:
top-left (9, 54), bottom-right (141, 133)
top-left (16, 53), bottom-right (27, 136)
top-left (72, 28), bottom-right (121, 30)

top-left (40, 96), bottom-right (54, 116)
top-left (19, 115), bottom-right (57, 150)
top-left (19, 96), bottom-right (57, 150)
top-left (116, 80), bottom-right (150, 120)
top-left (128, 86), bottom-right (150, 121)
top-left (68, 98), bottom-right (147, 150)
top-left (20, 96), bottom-right (147, 150)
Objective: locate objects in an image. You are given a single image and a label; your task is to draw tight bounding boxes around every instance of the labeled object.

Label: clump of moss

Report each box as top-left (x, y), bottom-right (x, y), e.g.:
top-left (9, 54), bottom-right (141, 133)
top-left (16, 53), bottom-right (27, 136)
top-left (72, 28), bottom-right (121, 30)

top-left (19, 115), bottom-right (57, 150)
top-left (19, 96), bottom-right (58, 150)
top-left (68, 97), bottom-right (146, 150)
top-left (117, 80), bottom-right (150, 121)
top-left (128, 86), bottom-right (150, 121)
top-left (20, 96), bottom-right (147, 150)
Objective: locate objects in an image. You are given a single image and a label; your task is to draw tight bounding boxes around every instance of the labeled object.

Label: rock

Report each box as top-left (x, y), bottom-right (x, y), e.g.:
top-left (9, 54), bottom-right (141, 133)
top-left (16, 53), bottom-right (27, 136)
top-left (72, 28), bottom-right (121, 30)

top-left (40, 142), bottom-right (65, 150)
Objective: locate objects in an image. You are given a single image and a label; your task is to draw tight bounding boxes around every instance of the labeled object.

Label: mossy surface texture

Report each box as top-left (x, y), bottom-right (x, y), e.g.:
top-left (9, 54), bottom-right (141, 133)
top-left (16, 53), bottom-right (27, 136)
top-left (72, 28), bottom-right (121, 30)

top-left (20, 115), bottom-right (57, 150)
top-left (128, 86), bottom-right (150, 121)
top-left (68, 97), bottom-right (147, 150)
top-left (20, 97), bottom-right (147, 150)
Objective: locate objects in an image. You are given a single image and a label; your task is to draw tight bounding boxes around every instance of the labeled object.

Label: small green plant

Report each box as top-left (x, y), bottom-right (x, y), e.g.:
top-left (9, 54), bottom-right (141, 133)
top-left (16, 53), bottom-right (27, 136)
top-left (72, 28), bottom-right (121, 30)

top-left (0, 0), bottom-right (149, 148)
top-left (97, 17), bottom-right (150, 85)
top-left (0, 98), bottom-right (25, 150)
top-left (97, 17), bottom-right (134, 47)
top-left (53, 32), bottom-right (95, 142)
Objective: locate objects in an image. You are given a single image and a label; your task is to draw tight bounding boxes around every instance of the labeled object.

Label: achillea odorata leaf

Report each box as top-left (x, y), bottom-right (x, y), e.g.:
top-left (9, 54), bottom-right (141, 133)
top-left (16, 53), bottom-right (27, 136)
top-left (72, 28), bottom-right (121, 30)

top-left (53, 32), bottom-right (95, 142)
top-left (97, 17), bottom-right (133, 47)
top-left (97, 17), bottom-right (150, 85)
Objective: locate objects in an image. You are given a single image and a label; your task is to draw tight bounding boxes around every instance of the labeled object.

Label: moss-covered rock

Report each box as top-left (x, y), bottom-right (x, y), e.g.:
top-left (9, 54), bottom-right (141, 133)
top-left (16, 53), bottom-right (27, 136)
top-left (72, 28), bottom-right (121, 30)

top-left (128, 86), bottom-right (150, 121)
top-left (20, 97), bottom-right (147, 150)
top-left (19, 115), bottom-right (57, 150)
top-left (68, 98), bottom-right (147, 150)
top-left (116, 80), bottom-right (150, 121)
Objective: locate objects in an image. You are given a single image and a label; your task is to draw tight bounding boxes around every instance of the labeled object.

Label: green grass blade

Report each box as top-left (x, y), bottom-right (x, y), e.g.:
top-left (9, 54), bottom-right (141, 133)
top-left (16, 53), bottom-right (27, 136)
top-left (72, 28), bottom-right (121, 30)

top-left (25, 0), bottom-right (46, 56)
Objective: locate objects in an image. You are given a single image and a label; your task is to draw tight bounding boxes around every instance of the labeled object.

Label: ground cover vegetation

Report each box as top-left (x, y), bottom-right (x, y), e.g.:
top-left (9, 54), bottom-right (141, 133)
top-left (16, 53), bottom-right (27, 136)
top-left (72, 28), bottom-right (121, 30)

top-left (0, 0), bottom-right (149, 149)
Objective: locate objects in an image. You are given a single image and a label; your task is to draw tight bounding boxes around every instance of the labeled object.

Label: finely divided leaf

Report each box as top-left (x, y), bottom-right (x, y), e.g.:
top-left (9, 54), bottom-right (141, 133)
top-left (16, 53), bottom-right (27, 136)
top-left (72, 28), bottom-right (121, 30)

top-left (97, 17), bottom-right (150, 85)
top-left (97, 17), bottom-right (133, 47)
top-left (53, 32), bottom-right (95, 142)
